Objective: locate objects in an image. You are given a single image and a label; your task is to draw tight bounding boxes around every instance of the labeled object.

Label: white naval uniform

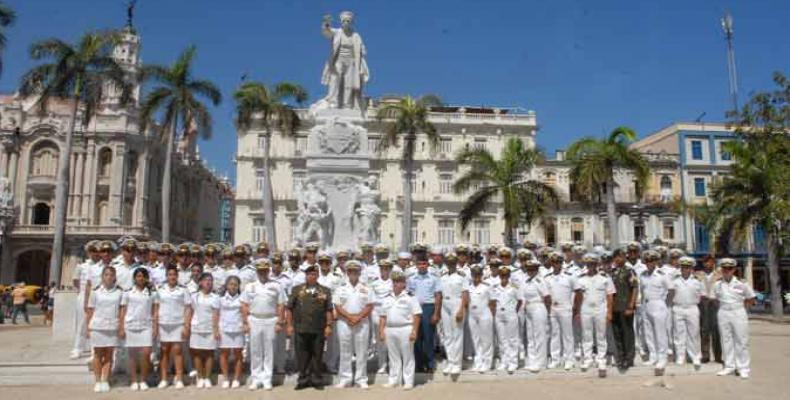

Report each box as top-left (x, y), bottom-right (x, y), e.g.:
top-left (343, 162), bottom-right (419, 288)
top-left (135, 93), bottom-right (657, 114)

top-left (627, 259), bottom-right (648, 357)
top-left (511, 269), bottom-right (529, 360)
top-left (148, 263), bottom-right (167, 288)
top-left (219, 292), bottom-right (244, 348)
top-left (176, 265), bottom-right (192, 287)
top-left (369, 277), bottom-right (393, 370)
top-left (189, 292), bottom-right (220, 350)
top-left (713, 277), bottom-right (754, 375)
top-left (71, 259), bottom-right (94, 355)
top-left (241, 279), bottom-right (286, 387)
top-left (157, 284), bottom-right (192, 343)
top-left (519, 274), bottom-right (550, 370)
top-left (381, 291), bottom-right (422, 387)
top-left (112, 260), bottom-right (137, 291)
top-left (238, 265), bottom-right (258, 290)
top-left (334, 281), bottom-right (374, 386)
top-left (121, 286), bottom-right (158, 348)
top-left (204, 265), bottom-right (225, 293)
top-left (672, 275), bottom-right (704, 365)
top-left (640, 269), bottom-right (674, 368)
top-left (545, 271), bottom-right (580, 366)
top-left (468, 281), bottom-right (494, 371)
top-left (318, 270), bottom-right (344, 372)
top-left (577, 272), bottom-right (615, 370)
top-left (493, 282), bottom-right (521, 372)
top-left (439, 271), bottom-right (469, 374)
top-left (271, 272), bottom-right (294, 372)
top-left (87, 285), bottom-right (124, 348)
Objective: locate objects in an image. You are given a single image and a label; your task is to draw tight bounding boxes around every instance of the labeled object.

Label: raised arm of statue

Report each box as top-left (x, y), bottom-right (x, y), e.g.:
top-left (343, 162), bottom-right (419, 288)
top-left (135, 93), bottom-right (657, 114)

top-left (321, 14), bottom-right (335, 39)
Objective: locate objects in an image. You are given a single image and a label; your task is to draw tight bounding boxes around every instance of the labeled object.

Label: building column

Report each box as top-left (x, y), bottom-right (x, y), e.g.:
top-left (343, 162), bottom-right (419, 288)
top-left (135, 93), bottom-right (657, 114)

top-left (83, 142), bottom-right (96, 224)
top-left (72, 152), bottom-right (85, 223)
top-left (136, 153), bottom-right (150, 228)
top-left (67, 153), bottom-right (78, 218)
top-left (0, 148), bottom-right (7, 178)
top-left (108, 144), bottom-right (126, 225)
top-left (7, 151), bottom-right (18, 195)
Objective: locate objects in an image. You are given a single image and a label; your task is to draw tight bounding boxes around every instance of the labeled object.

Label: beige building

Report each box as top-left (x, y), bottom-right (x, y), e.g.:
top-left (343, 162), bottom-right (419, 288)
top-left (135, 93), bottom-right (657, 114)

top-left (0, 28), bottom-right (231, 286)
top-left (235, 103), bottom-right (682, 250)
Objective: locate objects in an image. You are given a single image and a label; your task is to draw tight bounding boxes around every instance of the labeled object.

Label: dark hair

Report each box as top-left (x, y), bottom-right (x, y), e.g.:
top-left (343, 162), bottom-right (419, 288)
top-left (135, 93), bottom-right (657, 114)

top-left (224, 275), bottom-right (241, 295)
top-left (612, 249), bottom-right (626, 258)
top-left (702, 254), bottom-right (716, 263)
top-left (165, 264), bottom-right (178, 274)
top-left (198, 272), bottom-right (213, 283)
top-left (132, 267), bottom-right (154, 294)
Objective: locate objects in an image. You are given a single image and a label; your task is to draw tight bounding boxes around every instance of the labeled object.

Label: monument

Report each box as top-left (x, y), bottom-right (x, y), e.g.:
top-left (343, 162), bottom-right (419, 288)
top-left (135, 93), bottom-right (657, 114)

top-left (295, 11), bottom-right (380, 250)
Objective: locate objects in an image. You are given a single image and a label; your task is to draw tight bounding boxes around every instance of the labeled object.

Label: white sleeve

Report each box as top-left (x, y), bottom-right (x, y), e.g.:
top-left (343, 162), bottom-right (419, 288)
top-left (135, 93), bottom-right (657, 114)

top-left (411, 297), bottom-right (422, 315)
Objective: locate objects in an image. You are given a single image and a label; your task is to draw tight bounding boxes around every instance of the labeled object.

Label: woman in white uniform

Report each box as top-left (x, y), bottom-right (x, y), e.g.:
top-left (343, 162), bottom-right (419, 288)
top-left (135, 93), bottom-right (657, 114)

top-left (189, 273), bottom-right (221, 388)
top-left (219, 275), bottom-right (244, 389)
top-left (86, 266), bottom-right (123, 393)
top-left (120, 267), bottom-right (158, 391)
top-left (713, 258), bottom-right (755, 379)
top-left (492, 268), bottom-right (522, 373)
top-left (157, 265), bottom-right (192, 389)
top-left (467, 265), bottom-right (495, 372)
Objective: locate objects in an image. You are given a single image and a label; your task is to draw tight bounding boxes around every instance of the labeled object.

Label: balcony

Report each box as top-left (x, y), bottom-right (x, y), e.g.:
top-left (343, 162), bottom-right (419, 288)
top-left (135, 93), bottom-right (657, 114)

top-left (13, 225), bottom-right (151, 237)
top-left (27, 174), bottom-right (56, 190)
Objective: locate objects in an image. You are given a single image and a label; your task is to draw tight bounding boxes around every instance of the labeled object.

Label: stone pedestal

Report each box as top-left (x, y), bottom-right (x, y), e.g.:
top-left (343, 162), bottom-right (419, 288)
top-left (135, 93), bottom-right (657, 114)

top-left (297, 108), bottom-right (378, 250)
top-left (51, 290), bottom-right (78, 345)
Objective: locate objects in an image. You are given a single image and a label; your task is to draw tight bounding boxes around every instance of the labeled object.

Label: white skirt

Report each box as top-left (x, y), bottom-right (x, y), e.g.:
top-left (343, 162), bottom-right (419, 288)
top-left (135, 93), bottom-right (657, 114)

top-left (91, 329), bottom-right (119, 348)
top-left (190, 331), bottom-right (217, 350)
top-left (159, 324), bottom-right (184, 343)
top-left (125, 327), bottom-right (153, 348)
top-left (219, 331), bottom-right (245, 349)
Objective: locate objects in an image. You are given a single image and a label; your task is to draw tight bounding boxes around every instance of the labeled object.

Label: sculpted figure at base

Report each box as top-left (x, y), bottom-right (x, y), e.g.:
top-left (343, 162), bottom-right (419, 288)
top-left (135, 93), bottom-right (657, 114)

top-left (295, 182), bottom-right (333, 247)
top-left (351, 176), bottom-right (381, 243)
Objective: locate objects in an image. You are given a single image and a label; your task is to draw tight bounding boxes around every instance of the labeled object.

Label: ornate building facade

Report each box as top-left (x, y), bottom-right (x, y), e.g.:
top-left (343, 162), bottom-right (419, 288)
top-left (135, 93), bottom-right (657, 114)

top-left (0, 28), bottom-right (232, 286)
top-left (235, 102), bottom-right (681, 251)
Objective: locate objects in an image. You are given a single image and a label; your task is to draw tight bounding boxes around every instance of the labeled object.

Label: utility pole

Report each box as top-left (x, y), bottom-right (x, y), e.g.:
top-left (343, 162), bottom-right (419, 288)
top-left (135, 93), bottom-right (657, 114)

top-left (721, 11), bottom-right (739, 112)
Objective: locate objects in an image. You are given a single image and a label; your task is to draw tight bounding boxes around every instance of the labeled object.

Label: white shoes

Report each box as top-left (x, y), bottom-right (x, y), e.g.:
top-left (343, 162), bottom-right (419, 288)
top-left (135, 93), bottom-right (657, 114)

top-left (221, 381), bottom-right (230, 389)
top-left (717, 368), bottom-right (736, 376)
top-left (547, 361), bottom-right (559, 369)
top-left (358, 382), bottom-right (369, 390)
top-left (248, 381), bottom-right (260, 391)
top-left (203, 379), bottom-right (212, 389)
top-left (196, 379), bottom-right (205, 389)
top-left (130, 382), bottom-right (140, 391)
top-left (334, 380), bottom-right (351, 389)
top-left (564, 361), bottom-right (574, 371)
top-left (450, 366), bottom-right (461, 375)
top-left (403, 384), bottom-right (414, 390)
top-left (377, 365), bottom-right (388, 374)
top-left (231, 380), bottom-right (241, 389)
top-left (69, 350), bottom-right (81, 360)
top-left (157, 380), bottom-right (168, 389)
top-left (739, 371), bottom-right (750, 380)
top-left (139, 382), bottom-right (149, 391)
top-left (92, 382), bottom-right (108, 392)
top-left (93, 383), bottom-right (102, 393)
top-left (174, 380), bottom-right (184, 389)
top-left (263, 382), bottom-right (273, 391)
top-left (382, 382), bottom-right (396, 389)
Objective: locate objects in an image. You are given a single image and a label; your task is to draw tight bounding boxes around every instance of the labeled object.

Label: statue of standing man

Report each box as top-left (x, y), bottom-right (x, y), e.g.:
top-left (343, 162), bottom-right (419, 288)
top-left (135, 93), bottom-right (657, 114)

top-left (320, 11), bottom-right (370, 110)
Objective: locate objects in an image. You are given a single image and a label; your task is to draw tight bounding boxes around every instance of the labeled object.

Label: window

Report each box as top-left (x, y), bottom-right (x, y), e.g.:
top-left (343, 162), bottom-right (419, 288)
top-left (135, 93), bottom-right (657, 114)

top-left (691, 140), bottom-right (703, 160)
top-left (410, 177), bottom-right (417, 194)
top-left (440, 138), bottom-right (452, 154)
top-left (543, 218), bottom-right (557, 246)
top-left (252, 218), bottom-right (266, 242)
top-left (633, 179), bottom-right (643, 201)
top-left (571, 217), bottom-right (584, 242)
top-left (660, 175), bottom-right (673, 202)
top-left (439, 174), bottom-right (453, 194)
top-left (32, 203), bottom-right (50, 225)
top-left (296, 137), bottom-right (308, 154)
top-left (437, 220), bottom-right (455, 245)
top-left (693, 177), bottom-right (706, 197)
top-left (472, 220), bottom-right (490, 245)
top-left (410, 219), bottom-right (419, 244)
top-left (633, 223), bottom-right (645, 242)
top-left (543, 172), bottom-right (557, 186)
top-left (474, 138), bottom-right (487, 150)
top-left (292, 172), bottom-right (305, 192)
top-left (720, 142), bottom-right (732, 161)
top-left (663, 220), bottom-right (675, 240)
top-left (256, 169), bottom-right (266, 191)
top-left (368, 138), bottom-right (380, 152)
top-left (695, 221), bottom-right (709, 253)
top-left (257, 135), bottom-right (266, 149)
top-left (98, 148), bottom-right (113, 178)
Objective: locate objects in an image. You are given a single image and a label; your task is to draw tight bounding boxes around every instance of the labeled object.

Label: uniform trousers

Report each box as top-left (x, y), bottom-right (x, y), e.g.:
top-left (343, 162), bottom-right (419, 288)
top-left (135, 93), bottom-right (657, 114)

top-left (468, 310), bottom-right (494, 371)
top-left (295, 332), bottom-right (326, 387)
top-left (635, 304), bottom-right (648, 356)
top-left (249, 316), bottom-right (277, 386)
top-left (718, 306), bottom-right (750, 374)
top-left (337, 320), bottom-right (369, 385)
top-left (580, 307), bottom-right (608, 369)
top-left (440, 299), bottom-right (464, 373)
top-left (644, 301), bottom-right (669, 368)
top-left (370, 308), bottom-right (388, 370)
top-left (414, 304), bottom-right (436, 371)
top-left (385, 325), bottom-right (415, 386)
top-left (524, 303), bottom-right (548, 370)
top-left (324, 321), bottom-right (339, 373)
top-left (700, 299), bottom-right (722, 362)
top-left (549, 307), bottom-right (574, 364)
top-left (72, 293), bottom-right (89, 355)
top-left (611, 311), bottom-right (635, 366)
top-left (517, 308), bottom-right (527, 358)
top-left (273, 330), bottom-right (288, 373)
top-left (495, 311), bottom-right (519, 371)
top-left (672, 305), bottom-right (701, 364)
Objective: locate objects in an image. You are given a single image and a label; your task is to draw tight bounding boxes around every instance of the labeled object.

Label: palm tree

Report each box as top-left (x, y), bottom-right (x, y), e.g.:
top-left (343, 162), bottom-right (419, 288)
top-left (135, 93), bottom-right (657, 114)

top-left (233, 81), bottom-right (307, 248)
top-left (139, 46), bottom-right (221, 243)
top-left (376, 95), bottom-right (441, 251)
top-left (0, 1), bottom-right (16, 75)
top-left (19, 31), bottom-right (132, 284)
top-left (453, 137), bottom-right (558, 246)
top-left (711, 72), bottom-right (790, 318)
top-left (566, 127), bottom-right (650, 248)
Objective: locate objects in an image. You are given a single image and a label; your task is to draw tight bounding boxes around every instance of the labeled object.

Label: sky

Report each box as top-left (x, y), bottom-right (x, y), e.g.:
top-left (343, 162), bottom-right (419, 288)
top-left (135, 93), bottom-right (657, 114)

top-left (2, 0), bottom-right (788, 184)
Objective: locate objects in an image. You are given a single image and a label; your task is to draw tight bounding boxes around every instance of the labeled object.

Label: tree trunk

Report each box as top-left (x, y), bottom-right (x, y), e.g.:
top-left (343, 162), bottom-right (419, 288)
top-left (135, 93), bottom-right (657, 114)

top-left (48, 98), bottom-right (79, 286)
top-left (161, 117), bottom-right (176, 243)
top-left (400, 137), bottom-right (414, 252)
top-left (505, 219), bottom-right (515, 249)
top-left (262, 132), bottom-right (277, 249)
top-left (766, 231), bottom-right (783, 318)
top-left (606, 177), bottom-right (619, 248)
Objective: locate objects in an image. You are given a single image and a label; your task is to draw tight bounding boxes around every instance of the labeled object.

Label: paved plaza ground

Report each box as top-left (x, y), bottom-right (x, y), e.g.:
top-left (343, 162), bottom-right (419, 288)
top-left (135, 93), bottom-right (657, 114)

top-left (0, 315), bottom-right (788, 400)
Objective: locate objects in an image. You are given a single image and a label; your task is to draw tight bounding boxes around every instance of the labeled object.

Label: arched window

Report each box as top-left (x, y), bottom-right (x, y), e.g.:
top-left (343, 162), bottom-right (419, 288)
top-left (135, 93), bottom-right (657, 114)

top-left (98, 148), bottom-right (113, 178)
top-left (32, 202), bottom-right (50, 225)
top-left (660, 175), bottom-right (672, 190)
top-left (571, 217), bottom-right (584, 242)
top-left (30, 141), bottom-right (59, 177)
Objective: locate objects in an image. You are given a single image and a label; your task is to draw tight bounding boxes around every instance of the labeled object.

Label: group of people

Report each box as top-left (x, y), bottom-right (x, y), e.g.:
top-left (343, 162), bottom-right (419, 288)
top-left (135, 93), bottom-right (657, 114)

top-left (69, 238), bottom-right (755, 393)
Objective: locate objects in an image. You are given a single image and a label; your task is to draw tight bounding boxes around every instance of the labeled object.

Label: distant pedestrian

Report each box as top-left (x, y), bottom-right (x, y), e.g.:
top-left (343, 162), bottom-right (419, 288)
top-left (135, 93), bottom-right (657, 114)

top-left (11, 282), bottom-right (30, 324)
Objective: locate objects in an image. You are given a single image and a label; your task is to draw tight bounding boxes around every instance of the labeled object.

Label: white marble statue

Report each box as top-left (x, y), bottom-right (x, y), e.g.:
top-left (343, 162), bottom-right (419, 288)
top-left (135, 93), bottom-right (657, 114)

top-left (318, 11), bottom-right (370, 110)
top-left (351, 176), bottom-right (381, 243)
top-left (295, 182), bottom-right (333, 247)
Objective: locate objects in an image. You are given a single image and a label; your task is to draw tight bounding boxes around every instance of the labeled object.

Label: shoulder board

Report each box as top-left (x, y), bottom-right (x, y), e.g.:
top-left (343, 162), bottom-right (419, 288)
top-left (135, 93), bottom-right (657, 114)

top-left (177, 284), bottom-right (187, 288)
top-left (656, 270), bottom-right (664, 275)
top-left (481, 282), bottom-right (490, 286)
top-left (543, 272), bottom-right (553, 278)
top-left (93, 284), bottom-right (102, 291)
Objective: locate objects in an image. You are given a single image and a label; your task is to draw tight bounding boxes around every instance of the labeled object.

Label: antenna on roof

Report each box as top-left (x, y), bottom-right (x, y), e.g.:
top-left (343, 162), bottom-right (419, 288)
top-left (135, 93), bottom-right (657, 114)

top-left (721, 11), bottom-right (739, 112)
top-left (694, 112), bottom-right (706, 122)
